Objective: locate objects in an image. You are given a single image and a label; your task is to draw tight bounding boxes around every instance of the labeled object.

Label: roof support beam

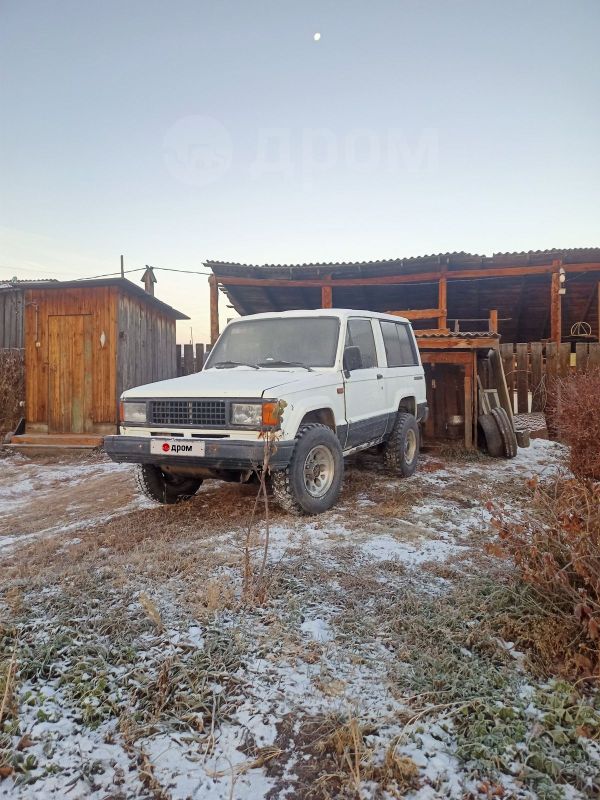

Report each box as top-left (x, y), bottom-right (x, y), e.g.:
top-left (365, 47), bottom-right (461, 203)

top-left (214, 261), bottom-right (600, 290)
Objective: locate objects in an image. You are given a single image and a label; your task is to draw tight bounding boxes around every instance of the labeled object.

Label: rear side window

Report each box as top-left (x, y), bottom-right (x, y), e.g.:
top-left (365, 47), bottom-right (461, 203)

top-left (380, 321), bottom-right (418, 367)
top-left (345, 318), bottom-right (378, 368)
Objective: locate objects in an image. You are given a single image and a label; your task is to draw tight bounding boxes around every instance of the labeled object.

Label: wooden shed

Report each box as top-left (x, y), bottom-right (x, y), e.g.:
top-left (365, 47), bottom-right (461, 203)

top-left (9, 278), bottom-right (188, 446)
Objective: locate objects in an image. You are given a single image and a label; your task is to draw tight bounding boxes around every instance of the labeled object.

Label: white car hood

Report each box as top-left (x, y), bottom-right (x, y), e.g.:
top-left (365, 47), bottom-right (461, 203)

top-left (123, 367), bottom-right (325, 399)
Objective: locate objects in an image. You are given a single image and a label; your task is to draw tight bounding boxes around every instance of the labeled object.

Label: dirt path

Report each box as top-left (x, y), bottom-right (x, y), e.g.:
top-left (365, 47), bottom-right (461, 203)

top-left (0, 451), bottom-right (143, 547)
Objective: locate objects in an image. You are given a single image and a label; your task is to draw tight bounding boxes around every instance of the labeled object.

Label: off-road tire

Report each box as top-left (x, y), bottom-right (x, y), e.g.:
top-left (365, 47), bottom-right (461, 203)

top-left (271, 424), bottom-right (344, 515)
top-left (491, 407), bottom-right (518, 459)
top-left (135, 464), bottom-right (203, 504)
top-left (383, 412), bottom-right (420, 477)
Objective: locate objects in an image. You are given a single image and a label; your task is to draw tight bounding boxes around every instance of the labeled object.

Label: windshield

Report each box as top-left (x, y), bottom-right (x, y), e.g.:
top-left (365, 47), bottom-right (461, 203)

top-left (206, 317), bottom-right (340, 369)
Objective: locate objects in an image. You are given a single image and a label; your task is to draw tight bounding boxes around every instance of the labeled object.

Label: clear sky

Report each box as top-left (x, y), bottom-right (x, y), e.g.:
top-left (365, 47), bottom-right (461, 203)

top-left (1, 0), bottom-right (598, 342)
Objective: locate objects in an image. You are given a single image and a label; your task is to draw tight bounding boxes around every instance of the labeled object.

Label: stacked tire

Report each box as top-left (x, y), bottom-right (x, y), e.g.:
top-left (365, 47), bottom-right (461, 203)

top-left (478, 407), bottom-right (517, 459)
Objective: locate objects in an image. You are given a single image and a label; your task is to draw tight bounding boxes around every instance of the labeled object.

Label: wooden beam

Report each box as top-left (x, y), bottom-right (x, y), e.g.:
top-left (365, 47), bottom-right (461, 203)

top-left (387, 308), bottom-right (441, 320)
top-left (437, 276), bottom-right (447, 330)
top-left (215, 261), bottom-right (600, 290)
top-left (416, 336), bottom-right (499, 350)
top-left (550, 271), bottom-right (562, 344)
top-left (209, 275), bottom-right (220, 344)
top-left (321, 276), bottom-right (332, 308)
top-left (489, 309), bottom-right (498, 333)
top-left (464, 360), bottom-right (473, 449)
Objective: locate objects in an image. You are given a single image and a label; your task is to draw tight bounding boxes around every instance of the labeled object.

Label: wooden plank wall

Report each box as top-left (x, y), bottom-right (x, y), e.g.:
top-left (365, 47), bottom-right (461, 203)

top-left (24, 287), bottom-right (118, 433)
top-left (117, 293), bottom-right (178, 398)
top-left (0, 290), bottom-right (25, 349)
top-left (175, 343), bottom-right (212, 376)
top-left (499, 341), bottom-right (600, 414)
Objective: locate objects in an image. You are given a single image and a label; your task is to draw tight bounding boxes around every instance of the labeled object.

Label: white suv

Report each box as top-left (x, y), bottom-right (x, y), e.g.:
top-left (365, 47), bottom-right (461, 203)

top-left (104, 309), bottom-right (428, 514)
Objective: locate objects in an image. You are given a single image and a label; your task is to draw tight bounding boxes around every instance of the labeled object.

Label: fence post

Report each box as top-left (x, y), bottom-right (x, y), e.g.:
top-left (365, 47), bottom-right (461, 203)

top-left (530, 342), bottom-right (544, 411)
top-left (195, 343), bottom-right (205, 371)
top-left (183, 344), bottom-right (194, 375)
top-left (516, 343), bottom-right (529, 413)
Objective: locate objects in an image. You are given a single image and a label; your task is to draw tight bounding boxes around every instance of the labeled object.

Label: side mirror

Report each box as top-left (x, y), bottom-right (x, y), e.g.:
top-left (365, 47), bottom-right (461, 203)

top-left (343, 346), bottom-right (363, 373)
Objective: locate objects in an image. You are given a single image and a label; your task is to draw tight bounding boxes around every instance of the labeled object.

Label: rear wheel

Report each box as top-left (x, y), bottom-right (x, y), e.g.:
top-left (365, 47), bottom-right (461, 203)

top-left (135, 464), bottom-right (202, 504)
top-left (383, 412), bottom-right (420, 477)
top-left (271, 424), bottom-right (344, 515)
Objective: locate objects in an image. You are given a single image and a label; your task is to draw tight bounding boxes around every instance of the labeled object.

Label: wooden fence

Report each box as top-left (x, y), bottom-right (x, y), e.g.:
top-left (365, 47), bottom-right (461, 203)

top-left (500, 341), bottom-right (600, 414)
top-left (175, 343), bottom-right (212, 376)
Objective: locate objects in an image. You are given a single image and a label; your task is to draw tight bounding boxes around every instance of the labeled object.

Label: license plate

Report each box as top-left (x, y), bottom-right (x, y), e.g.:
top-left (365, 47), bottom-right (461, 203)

top-left (150, 439), bottom-right (205, 457)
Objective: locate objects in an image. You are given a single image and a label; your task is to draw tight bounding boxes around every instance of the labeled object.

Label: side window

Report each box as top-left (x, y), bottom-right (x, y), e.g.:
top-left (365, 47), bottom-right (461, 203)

top-left (379, 321), bottom-right (418, 367)
top-left (396, 323), bottom-right (418, 366)
top-left (345, 319), bottom-right (378, 369)
top-left (380, 321), bottom-right (403, 367)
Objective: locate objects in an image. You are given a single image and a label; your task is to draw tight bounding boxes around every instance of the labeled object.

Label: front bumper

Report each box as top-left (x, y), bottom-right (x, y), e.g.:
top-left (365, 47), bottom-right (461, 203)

top-left (103, 435), bottom-right (295, 471)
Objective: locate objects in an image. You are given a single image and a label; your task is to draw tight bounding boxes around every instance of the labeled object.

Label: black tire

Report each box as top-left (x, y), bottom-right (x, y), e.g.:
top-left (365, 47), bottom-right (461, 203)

top-left (478, 412), bottom-right (504, 457)
top-left (271, 424), bottom-right (344, 515)
top-left (135, 464), bottom-right (202, 505)
top-left (491, 407), bottom-right (518, 459)
top-left (383, 412), bottom-right (420, 477)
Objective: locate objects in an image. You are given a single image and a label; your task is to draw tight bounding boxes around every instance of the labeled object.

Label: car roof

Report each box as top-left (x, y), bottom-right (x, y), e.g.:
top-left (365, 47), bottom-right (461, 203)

top-left (228, 309), bottom-right (409, 324)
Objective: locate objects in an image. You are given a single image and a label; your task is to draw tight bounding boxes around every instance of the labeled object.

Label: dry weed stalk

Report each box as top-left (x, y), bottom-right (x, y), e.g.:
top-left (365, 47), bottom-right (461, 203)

top-left (242, 402), bottom-right (286, 605)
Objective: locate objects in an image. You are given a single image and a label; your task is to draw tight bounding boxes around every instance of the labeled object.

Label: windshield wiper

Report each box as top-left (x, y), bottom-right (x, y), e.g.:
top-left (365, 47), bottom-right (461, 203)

top-left (212, 361), bottom-right (259, 370)
top-left (257, 360), bottom-right (313, 371)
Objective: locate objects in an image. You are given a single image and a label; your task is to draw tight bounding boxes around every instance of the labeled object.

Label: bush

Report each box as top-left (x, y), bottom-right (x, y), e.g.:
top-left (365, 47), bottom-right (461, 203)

top-left (0, 349), bottom-right (24, 437)
top-left (550, 367), bottom-right (600, 480)
top-left (495, 477), bottom-right (600, 680)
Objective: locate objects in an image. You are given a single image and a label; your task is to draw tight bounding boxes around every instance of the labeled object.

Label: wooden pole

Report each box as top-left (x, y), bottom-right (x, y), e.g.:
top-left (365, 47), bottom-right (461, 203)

top-left (437, 275), bottom-right (447, 330)
top-left (321, 277), bottom-right (333, 309)
top-left (120, 255), bottom-right (125, 278)
top-left (209, 275), bottom-right (219, 344)
top-left (489, 309), bottom-right (498, 333)
top-left (550, 272), bottom-right (562, 344)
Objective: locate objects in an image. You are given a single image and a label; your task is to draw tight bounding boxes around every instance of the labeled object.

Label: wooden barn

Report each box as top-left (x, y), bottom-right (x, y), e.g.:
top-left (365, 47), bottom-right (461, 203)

top-left (2, 277), bottom-right (188, 447)
top-left (206, 248), bottom-right (600, 450)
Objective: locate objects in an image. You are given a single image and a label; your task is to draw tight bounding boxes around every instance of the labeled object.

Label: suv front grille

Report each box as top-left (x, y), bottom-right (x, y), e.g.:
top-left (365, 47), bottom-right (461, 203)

top-left (148, 400), bottom-right (227, 427)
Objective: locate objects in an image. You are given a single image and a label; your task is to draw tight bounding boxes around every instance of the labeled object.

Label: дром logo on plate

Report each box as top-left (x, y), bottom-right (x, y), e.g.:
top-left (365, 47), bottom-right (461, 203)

top-left (162, 443), bottom-right (170, 452)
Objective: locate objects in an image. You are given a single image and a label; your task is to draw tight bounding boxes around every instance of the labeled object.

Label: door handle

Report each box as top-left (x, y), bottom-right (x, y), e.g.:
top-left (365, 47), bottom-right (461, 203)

top-left (377, 374), bottom-right (383, 379)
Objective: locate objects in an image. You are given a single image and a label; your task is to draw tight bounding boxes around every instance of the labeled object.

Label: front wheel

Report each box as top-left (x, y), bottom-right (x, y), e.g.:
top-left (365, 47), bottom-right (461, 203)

top-left (383, 412), bottom-right (420, 477)
top-left (271, 424), bottom-right (344, 515)
top-left (135, 464), bottom-right (202, 504)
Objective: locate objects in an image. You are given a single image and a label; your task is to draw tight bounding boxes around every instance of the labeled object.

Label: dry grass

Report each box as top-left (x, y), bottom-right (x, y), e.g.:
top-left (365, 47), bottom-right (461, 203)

top-left (0, 349), bottom-right (24, 438)
top-left (495, 476), bottom-right (600, 680)
top-left (549, 367), bottom-right (600, 479)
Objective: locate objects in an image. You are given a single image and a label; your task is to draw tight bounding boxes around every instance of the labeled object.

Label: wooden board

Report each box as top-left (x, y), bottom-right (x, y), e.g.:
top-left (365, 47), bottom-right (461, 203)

top-left (530, 342), bottom-right (544, 411)
top-left (493, 347), bottom-right (514, 421)
top-left (48, 314), bottom-right (93, 434)
top-left (516, 343), bottom-right (529, 413)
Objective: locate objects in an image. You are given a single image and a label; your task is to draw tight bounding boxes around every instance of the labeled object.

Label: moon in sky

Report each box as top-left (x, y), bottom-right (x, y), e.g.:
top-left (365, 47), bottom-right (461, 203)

top-left (313, 32), bottom-right (321, 41)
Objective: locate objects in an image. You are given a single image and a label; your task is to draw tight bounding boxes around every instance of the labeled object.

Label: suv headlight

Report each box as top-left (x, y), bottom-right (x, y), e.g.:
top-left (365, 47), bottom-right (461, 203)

top-left (121, 401), bottom-right (147, 424)
top-left (231, 403), bottom-right (262, 427)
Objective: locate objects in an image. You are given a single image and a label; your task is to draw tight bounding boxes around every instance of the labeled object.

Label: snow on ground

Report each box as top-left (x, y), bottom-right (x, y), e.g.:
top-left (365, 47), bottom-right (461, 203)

top-left (1, 438), bottom-right (597, 799)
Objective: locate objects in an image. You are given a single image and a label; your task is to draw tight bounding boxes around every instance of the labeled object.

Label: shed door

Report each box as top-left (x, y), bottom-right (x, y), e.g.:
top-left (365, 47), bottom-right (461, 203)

top-left (48, 315), bottom-right (93, 434)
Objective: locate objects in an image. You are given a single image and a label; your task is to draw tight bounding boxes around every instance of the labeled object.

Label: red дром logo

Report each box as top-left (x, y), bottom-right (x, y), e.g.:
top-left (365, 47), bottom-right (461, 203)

top-left (162, 443), bottom-right (170, 452)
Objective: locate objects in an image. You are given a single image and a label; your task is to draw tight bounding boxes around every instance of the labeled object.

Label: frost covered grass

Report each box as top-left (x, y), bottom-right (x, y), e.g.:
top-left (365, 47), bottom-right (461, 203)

top-left (1, 439), bottom-right (599, 798)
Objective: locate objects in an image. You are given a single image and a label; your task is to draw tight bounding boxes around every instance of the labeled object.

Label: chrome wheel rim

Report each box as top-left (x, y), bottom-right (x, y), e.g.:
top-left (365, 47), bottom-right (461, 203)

top-left (303, 445), bottom-right (335, 498)
top-left (404, 429), bottom-right (417, 465)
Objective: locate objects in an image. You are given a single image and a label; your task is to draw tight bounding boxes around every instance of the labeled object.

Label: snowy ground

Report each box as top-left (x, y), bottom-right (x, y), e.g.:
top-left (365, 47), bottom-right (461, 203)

top-left (1, 441), bottom-right (598, 799)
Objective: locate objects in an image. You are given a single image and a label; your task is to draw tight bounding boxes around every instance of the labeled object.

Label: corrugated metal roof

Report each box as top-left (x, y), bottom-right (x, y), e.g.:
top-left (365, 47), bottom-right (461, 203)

top-left (3, 278), bottom-right (189, 320)
top-left (206, 247), bottom-right (600, 277)
top-left (416, 331), bottom-right (500, 339)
